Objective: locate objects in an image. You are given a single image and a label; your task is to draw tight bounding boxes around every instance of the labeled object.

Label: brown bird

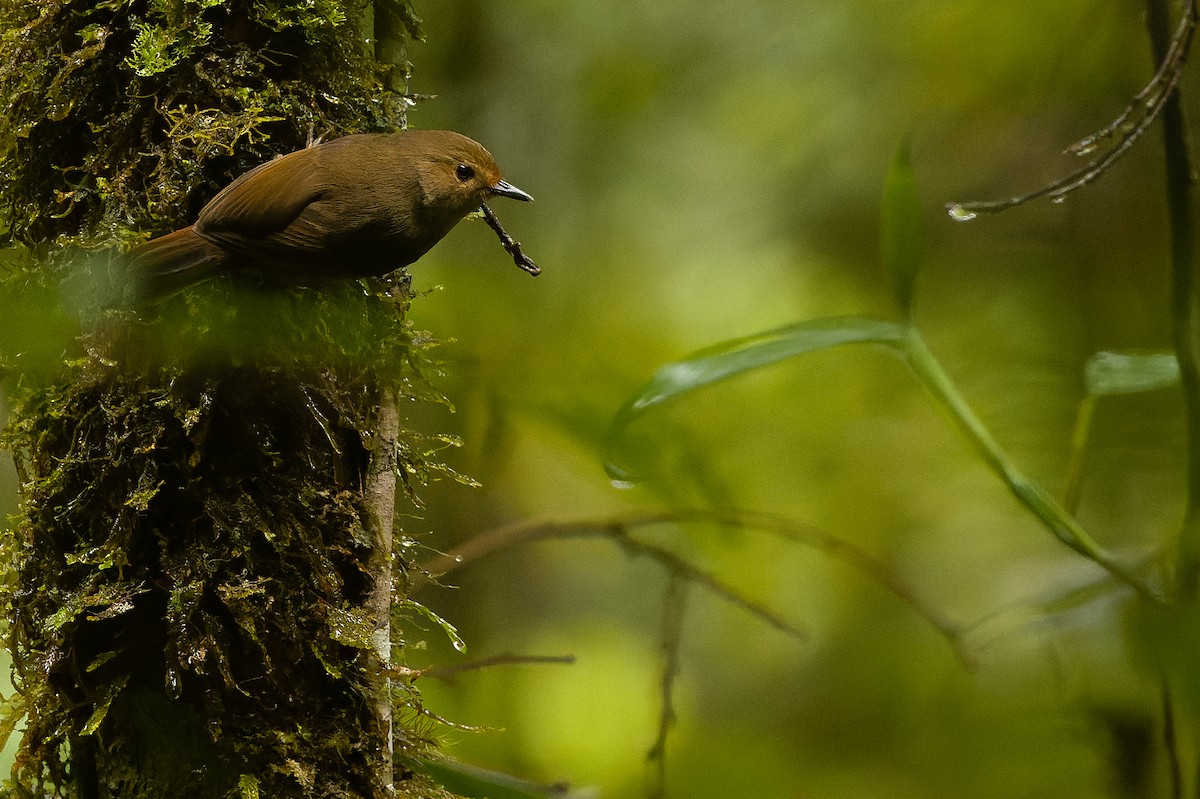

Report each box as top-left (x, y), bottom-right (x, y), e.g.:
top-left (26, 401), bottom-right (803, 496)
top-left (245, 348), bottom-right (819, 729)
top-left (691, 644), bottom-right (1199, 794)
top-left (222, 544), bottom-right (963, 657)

top-left (129, 129), bottom-right (534, 301)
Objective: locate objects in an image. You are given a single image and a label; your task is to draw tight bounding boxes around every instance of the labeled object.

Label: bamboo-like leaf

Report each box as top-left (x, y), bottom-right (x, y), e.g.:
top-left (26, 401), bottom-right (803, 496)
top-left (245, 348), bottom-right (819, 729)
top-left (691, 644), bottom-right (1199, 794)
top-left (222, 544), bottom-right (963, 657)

top-left (605, 316), bottom-right (907, 480)
top-left (1084, 350), bottom-right (1179, 396)
top-left (881, 137), bottom-right (922, 319)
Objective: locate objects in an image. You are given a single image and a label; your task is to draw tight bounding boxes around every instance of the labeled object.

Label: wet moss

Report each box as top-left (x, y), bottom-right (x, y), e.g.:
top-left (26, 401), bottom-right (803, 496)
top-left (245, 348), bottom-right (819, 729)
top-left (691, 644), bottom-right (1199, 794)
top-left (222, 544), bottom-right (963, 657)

top-left (0, 1), bottom-right (459, 797)
top-left (0, 0), bottom-right (420, 248)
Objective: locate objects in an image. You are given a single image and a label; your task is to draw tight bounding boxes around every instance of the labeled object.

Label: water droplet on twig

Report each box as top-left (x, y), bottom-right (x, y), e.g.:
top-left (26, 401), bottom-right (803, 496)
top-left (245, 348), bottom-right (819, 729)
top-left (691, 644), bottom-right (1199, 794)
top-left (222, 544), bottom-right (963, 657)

top-left (946, 204), bottom-right (977, 222)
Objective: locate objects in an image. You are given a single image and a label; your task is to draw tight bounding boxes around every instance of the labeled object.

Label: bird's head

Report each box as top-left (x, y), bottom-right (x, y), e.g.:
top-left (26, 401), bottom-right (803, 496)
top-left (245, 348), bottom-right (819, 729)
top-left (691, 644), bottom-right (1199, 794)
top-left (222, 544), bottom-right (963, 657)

top-left (409, 130), bottom-right (533, 227)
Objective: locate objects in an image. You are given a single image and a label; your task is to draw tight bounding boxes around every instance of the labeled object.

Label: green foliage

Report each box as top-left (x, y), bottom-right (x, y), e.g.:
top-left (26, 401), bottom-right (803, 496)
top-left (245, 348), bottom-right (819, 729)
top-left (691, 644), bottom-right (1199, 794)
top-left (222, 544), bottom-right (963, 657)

top-left (609, 146), bottom-right (1152, 592)
top-left (605, 317), bottom-right (907, 481)
top-left (881, 138), bottom-right (922, 321)
top-left (127, 18), bottom-right (213, 77)
top-left (253, 0), bottom-right (348, 34)
top-left (306, 1), bottom-right (1200, 796)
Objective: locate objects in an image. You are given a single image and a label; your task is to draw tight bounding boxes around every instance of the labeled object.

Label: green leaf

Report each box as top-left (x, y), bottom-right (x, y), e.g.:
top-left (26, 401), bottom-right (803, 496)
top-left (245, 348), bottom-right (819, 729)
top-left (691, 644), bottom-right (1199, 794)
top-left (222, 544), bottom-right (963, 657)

top-left (1084, 350), bottom-right (1179, 396)
top-left (605, 316), bottom-right (907, 481)
top-left (881, 137), bottom-right (922, 319)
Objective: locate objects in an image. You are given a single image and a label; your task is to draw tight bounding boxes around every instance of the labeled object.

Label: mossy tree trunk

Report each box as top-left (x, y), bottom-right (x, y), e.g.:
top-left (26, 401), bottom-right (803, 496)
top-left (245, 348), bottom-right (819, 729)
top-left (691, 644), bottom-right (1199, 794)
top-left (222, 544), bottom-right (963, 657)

top-left (0, 1), bottom-right (455, 797)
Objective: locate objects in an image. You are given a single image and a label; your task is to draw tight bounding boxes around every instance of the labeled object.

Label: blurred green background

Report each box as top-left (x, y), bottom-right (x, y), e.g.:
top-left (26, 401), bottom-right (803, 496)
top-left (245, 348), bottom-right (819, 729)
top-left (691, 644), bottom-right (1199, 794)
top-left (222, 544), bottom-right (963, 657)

top-left (2, 0), bottom-right (1193, 796)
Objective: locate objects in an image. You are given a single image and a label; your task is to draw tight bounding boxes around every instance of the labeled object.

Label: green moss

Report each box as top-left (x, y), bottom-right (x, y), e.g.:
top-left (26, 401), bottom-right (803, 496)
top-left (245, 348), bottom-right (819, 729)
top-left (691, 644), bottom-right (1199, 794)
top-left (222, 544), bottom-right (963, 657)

top-left (0, 0), bottom-right (462, 797)
top-left (1, 281), bottom-right (459, 797)
top-left (0, 0), bottom-right (420, 247)
top-left (253, 0), bottom-right (348, 34)
top-left (127, 19), bottom-right (213, 77)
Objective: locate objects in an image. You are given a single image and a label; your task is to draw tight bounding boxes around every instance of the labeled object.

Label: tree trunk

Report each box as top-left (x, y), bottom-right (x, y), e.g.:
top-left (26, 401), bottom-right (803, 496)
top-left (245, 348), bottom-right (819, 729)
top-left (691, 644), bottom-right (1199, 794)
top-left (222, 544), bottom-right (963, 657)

top-left (0, 2), bottom-right (451, 796)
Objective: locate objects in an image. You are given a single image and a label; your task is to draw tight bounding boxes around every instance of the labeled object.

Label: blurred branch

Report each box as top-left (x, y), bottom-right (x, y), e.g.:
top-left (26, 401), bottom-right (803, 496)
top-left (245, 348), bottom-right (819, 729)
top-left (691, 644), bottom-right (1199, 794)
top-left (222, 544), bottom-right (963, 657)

top-left (614, 526), bottom-right (805, 639)
top-left (946, 0), bottom-right (1196, 219)
top-left (421, 517), bottom-right (800, 635)
top-left (417, 509), bottom-right (973, 663)
top-left (421, 652), bottom-right (576, 682)
top-left (1141, 0), bottom-right (1200, 602)
top-left (1137, 1), bottom-right (1199, 791)
top-left (647, 572), bottom-right (687, 799)
top-left (1162, 679), bottom-right (1183, 799)
top-left (959, 550), bottom-right (1163, 657)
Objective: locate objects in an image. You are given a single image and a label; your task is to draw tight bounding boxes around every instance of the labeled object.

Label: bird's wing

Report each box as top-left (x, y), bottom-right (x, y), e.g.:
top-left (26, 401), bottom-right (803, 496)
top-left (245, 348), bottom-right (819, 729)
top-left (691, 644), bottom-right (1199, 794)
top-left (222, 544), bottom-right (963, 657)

top-left (196, 147), bottom-right (327, 241)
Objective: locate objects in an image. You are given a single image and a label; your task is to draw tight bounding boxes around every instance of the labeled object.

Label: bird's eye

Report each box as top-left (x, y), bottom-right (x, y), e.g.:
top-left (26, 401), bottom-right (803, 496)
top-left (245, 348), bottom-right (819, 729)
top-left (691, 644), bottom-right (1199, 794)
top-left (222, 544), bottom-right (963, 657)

top-left (455, 163), bottom-right (475, 182)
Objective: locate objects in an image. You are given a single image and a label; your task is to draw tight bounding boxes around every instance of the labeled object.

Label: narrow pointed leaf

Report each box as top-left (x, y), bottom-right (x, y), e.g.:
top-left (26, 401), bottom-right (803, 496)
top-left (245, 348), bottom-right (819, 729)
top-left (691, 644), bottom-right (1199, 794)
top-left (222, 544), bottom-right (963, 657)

top-left (606, 316), bottom-right (907, 480)
top-left (881, 138), bottom-right (923, 319)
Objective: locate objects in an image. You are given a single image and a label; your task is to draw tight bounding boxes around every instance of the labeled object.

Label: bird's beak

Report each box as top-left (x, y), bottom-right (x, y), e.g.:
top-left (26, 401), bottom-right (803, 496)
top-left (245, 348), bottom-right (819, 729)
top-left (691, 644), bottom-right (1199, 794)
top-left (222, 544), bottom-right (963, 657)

top-left (491, 180), bottom-right (534, 202)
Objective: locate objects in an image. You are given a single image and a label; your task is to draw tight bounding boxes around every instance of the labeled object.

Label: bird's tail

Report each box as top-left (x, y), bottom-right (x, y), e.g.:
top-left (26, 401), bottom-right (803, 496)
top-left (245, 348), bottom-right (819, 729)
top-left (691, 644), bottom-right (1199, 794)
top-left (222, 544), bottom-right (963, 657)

top-left (126, 226), bottom-right (226, 304)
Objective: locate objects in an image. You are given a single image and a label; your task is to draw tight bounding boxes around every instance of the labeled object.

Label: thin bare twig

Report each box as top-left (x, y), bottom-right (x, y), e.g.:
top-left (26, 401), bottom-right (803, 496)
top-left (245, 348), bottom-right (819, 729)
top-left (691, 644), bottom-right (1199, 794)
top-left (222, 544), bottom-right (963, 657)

top-left (947, 0), bottom-right (1196, 218)
top-left (418, 509), bottom-right (969, 662)
top-left (480, 203), bottom-right (541, 276)
top-left (416, 514), bottom-right (806, 636)
top-left (611, 526), bottom-right (806, 639)
top-left (1066, 3), bottom-right (1194, 155)
top-left (421, 652), bottom-right (576, 682)
top-left (647, 573), bottom-right (688, 799)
